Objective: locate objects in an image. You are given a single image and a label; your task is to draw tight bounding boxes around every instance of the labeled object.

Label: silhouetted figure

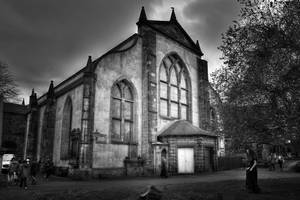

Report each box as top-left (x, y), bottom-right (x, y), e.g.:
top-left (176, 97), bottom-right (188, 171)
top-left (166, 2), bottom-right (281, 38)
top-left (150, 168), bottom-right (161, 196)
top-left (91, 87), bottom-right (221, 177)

top-left (44, 159), bottom-right (54, 180)
top-left (268, 153), bottom-right (276, 171)
top-left (245, 147), bottom-right (260, 193)
top-left (8, 157), bottom-right (18, 185)
top-left (30, 160), bottom-right (39, 185)
top-left (278, 154), bottom-right (284, 171)
top-left (20, 159), bottom-right (31, 189)
top-left (160, 157), bottom-right (168, 178)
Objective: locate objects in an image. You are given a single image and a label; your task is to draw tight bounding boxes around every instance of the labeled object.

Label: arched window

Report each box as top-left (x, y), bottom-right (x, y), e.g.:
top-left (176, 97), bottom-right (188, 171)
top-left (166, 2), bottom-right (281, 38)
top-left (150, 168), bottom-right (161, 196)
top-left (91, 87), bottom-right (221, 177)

top-left (61, 97), bottom-right (72, 160)
top-left (159, 54), bottom-right (190, 120)
top-left (210, 107), bottom-right (216, 122)
top-left (41, 104), bottom-right (55, 160)
top-left (111, 80), bottom-right (134, 143)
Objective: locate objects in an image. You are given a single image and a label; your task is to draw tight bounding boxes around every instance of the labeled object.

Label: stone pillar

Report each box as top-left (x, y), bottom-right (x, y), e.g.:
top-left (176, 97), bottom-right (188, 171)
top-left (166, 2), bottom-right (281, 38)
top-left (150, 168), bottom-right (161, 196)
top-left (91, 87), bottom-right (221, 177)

top-left (139, 25), bottom-right (157, 169)
top-left (79, 56), bottom-right (96, 169)
top-left (26, 108), bottom-right (39, 160)
top-left (24, 89), bottom-right (39, 160)
top-left (197, 59), bottom-right (210, 130)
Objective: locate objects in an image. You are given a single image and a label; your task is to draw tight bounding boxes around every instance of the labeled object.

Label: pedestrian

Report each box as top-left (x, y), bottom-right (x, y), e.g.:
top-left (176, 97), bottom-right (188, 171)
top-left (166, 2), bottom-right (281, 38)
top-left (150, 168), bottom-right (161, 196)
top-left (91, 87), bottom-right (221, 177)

top-left (277, 154), bottom-right (284, 171)
top-left (16, 159), bottom-right (22, 185)
top-left (269, 153), bottom-right (276, 171)
top-left (19, 159), bottom-right (31, 189)
top-left (7, 157), bottom-right (15, 185)
top-left (160, 157), bottom-right (168, 178)
top-left (30, 160), bottom-right (39, 185)
top-left (245, 147), bottom-right (260, 193)
top-left (44, 159), bottom-right (54, 180)
top-left (10, 157), bottom-right (19, 185)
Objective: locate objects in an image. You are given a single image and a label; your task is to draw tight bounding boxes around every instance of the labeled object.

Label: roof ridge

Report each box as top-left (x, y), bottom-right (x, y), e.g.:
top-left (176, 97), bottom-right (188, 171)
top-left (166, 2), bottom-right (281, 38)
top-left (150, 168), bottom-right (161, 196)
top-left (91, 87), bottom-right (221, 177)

top-left (158, 120), bottom-right (216, 137)
top-left (37, 34), bottom-right (139, 102)
top-left (144, 22), bottom-right (203, 56)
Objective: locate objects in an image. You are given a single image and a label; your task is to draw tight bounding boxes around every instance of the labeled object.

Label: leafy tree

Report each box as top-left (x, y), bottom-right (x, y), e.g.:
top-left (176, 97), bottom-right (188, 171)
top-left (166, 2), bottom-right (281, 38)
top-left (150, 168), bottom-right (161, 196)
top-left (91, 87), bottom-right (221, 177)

top-left (0, 61), bottom-right (19, 101)
top-left (212, 0), bottom-right (300, 149)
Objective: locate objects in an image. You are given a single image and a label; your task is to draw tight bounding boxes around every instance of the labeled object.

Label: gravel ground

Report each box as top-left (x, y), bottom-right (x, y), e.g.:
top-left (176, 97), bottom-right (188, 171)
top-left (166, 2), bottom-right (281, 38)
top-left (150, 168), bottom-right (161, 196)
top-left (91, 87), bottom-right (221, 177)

top-left (1, 168), bottom-right (300, 200)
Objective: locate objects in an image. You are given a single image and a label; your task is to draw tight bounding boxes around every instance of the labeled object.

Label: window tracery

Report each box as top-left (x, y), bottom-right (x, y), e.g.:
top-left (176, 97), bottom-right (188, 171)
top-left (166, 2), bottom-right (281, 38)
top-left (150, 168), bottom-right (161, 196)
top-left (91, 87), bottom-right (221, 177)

top-left (111, 80), bottom-right (134, 143)
top-left (159, 55), bottom-right (190, 120)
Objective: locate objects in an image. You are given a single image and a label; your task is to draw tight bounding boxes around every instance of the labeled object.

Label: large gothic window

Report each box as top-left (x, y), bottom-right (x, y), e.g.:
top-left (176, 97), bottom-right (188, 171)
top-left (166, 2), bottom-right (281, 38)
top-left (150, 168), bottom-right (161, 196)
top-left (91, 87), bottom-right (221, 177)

top-left (159, 55), bottom-right (190, 120)
top-left (111, 80), bottom-right (134, 143)
top-left (61, 97), bottom-right (72, 160)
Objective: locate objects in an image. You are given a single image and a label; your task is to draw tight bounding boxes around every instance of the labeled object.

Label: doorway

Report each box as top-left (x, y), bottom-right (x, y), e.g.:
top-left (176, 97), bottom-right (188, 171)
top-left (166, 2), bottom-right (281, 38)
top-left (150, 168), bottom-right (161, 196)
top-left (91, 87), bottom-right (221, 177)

top-left (177, 148), bottom-right (194, 173)
top-left (204, 147), bottom-right (214, 171)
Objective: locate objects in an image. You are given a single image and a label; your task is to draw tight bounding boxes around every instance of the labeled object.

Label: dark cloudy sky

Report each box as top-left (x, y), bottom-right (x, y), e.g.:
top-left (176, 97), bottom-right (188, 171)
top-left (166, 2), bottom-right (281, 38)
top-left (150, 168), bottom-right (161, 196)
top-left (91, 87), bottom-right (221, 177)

top-left (0, 0), bottom-right (240, 103)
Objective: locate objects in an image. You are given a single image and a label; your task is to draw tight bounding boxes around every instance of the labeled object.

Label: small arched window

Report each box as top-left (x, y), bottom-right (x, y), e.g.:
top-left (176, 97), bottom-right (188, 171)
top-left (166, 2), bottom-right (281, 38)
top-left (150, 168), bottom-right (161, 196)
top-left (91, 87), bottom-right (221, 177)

top-left (210, 107), bottom-right (216, 130)
top-left (111, 80), bottom-right (134, 143)
top-left (159, 54), bottom-right (190, 120)
top-left (210, 107), bottom-right (216, 122)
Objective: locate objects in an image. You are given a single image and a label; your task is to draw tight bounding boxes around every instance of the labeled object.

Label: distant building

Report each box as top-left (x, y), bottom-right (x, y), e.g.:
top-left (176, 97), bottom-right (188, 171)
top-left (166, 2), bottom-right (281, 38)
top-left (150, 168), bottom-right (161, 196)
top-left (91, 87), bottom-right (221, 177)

top-left (0, 99), bottom-right (28, 158)
top-left (24, 8), bottom-right (224, 176)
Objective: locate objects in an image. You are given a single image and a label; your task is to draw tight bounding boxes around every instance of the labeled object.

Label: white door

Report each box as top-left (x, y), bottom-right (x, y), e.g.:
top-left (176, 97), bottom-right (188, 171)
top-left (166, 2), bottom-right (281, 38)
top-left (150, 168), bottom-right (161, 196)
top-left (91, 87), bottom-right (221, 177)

top-left (177, 148), bottom-right (194, 173)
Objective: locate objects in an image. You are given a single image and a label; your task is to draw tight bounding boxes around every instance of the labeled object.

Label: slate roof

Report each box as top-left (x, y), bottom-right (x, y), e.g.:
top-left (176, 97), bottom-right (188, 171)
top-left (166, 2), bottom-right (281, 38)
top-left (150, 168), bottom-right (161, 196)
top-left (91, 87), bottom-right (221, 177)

top-left (158, 120), bottom-right (217, 138)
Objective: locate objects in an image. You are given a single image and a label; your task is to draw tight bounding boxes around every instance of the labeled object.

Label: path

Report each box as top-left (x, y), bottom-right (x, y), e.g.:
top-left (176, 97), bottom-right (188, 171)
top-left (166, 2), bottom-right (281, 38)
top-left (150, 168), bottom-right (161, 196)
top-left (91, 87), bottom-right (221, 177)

top-left (1, 168), bottom-right (300, 199)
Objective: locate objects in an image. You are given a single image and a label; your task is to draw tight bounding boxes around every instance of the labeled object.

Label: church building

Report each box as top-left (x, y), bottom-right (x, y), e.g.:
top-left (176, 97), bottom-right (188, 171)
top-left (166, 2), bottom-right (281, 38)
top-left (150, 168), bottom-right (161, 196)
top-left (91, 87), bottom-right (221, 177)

top-left (24, 7), bottom-right (224, 176)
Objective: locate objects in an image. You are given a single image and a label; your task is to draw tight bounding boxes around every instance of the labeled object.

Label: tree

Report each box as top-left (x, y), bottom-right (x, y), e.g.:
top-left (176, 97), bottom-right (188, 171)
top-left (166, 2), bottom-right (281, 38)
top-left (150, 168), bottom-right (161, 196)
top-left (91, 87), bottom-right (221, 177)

top-left (0, 61), bottom-right (19, 101)
top-left (212, 0), bottom-right (300, 149)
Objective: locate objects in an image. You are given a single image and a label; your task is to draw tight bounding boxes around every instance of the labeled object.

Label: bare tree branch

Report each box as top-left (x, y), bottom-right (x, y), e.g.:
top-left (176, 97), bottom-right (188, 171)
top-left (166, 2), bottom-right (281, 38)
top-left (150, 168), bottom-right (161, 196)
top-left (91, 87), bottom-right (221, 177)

top-left (0, 60), bottom-right (19, 101)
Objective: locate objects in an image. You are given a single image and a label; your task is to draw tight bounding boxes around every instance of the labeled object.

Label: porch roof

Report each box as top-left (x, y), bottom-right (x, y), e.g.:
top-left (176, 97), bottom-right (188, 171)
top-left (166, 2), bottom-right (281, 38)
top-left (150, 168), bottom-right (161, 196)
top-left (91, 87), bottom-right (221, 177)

top-left (158, 120), bottom-right (217, 138)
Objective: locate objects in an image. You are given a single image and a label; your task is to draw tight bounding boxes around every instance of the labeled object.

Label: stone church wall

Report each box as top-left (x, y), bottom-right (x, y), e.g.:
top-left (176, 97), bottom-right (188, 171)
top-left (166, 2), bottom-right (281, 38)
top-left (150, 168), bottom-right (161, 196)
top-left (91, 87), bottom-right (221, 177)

top-left (54, 85), bottom-right (83, 166)
top-left (36, 85), bottom-right (83, 166)
top-left (93, 38), bottom-right (143, 169)
top-left (155, 34), bottom-right (200, 135)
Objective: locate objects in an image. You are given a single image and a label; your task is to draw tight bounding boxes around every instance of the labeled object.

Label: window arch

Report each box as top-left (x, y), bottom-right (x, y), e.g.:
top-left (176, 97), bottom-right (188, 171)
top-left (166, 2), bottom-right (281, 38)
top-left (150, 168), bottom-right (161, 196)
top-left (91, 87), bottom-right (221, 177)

top-left (111, 80), bottom-right (134, 143)
top-left (159, 54), bottom-right (190, 120)
top-left (61, 97), bottom-right (72, 160)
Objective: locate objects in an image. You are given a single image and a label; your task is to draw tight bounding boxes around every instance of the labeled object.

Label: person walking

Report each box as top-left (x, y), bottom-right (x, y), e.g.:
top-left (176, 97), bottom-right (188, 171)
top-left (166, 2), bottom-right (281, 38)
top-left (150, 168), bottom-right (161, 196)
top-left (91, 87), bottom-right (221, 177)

top-left (7, 157), bottom-right (15, 185)
top-left (30, 160), bottom-right (39, 185)
top-left (19, 159), bottom-right (31, 189)
top-left (277, 154), bottom-right (284, 171)
top-left (160, 157), bottom-right (168, 178)
top-left (9, 157), bottom-right (19, 185)
top-left (245, 147), bottom-right (260, 193)
top-left (44, 159), bottom-right (54, 180)
top-left (269, 153), bottom-right (276, 171)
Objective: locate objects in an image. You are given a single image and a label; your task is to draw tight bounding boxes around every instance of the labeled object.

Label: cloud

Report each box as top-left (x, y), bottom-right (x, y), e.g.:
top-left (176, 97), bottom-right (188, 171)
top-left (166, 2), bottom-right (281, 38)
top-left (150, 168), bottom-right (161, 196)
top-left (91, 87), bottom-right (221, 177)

top-left (0, 0), bottom-right (240, 103)
top-left (183, 0), bottom-right (240, 44)
top-left (0, 0), bottom-right (154, 100)
top-left (143, 0), bottom-right (240, 74)
top-left (181, 0), bottom-right (240, 73)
